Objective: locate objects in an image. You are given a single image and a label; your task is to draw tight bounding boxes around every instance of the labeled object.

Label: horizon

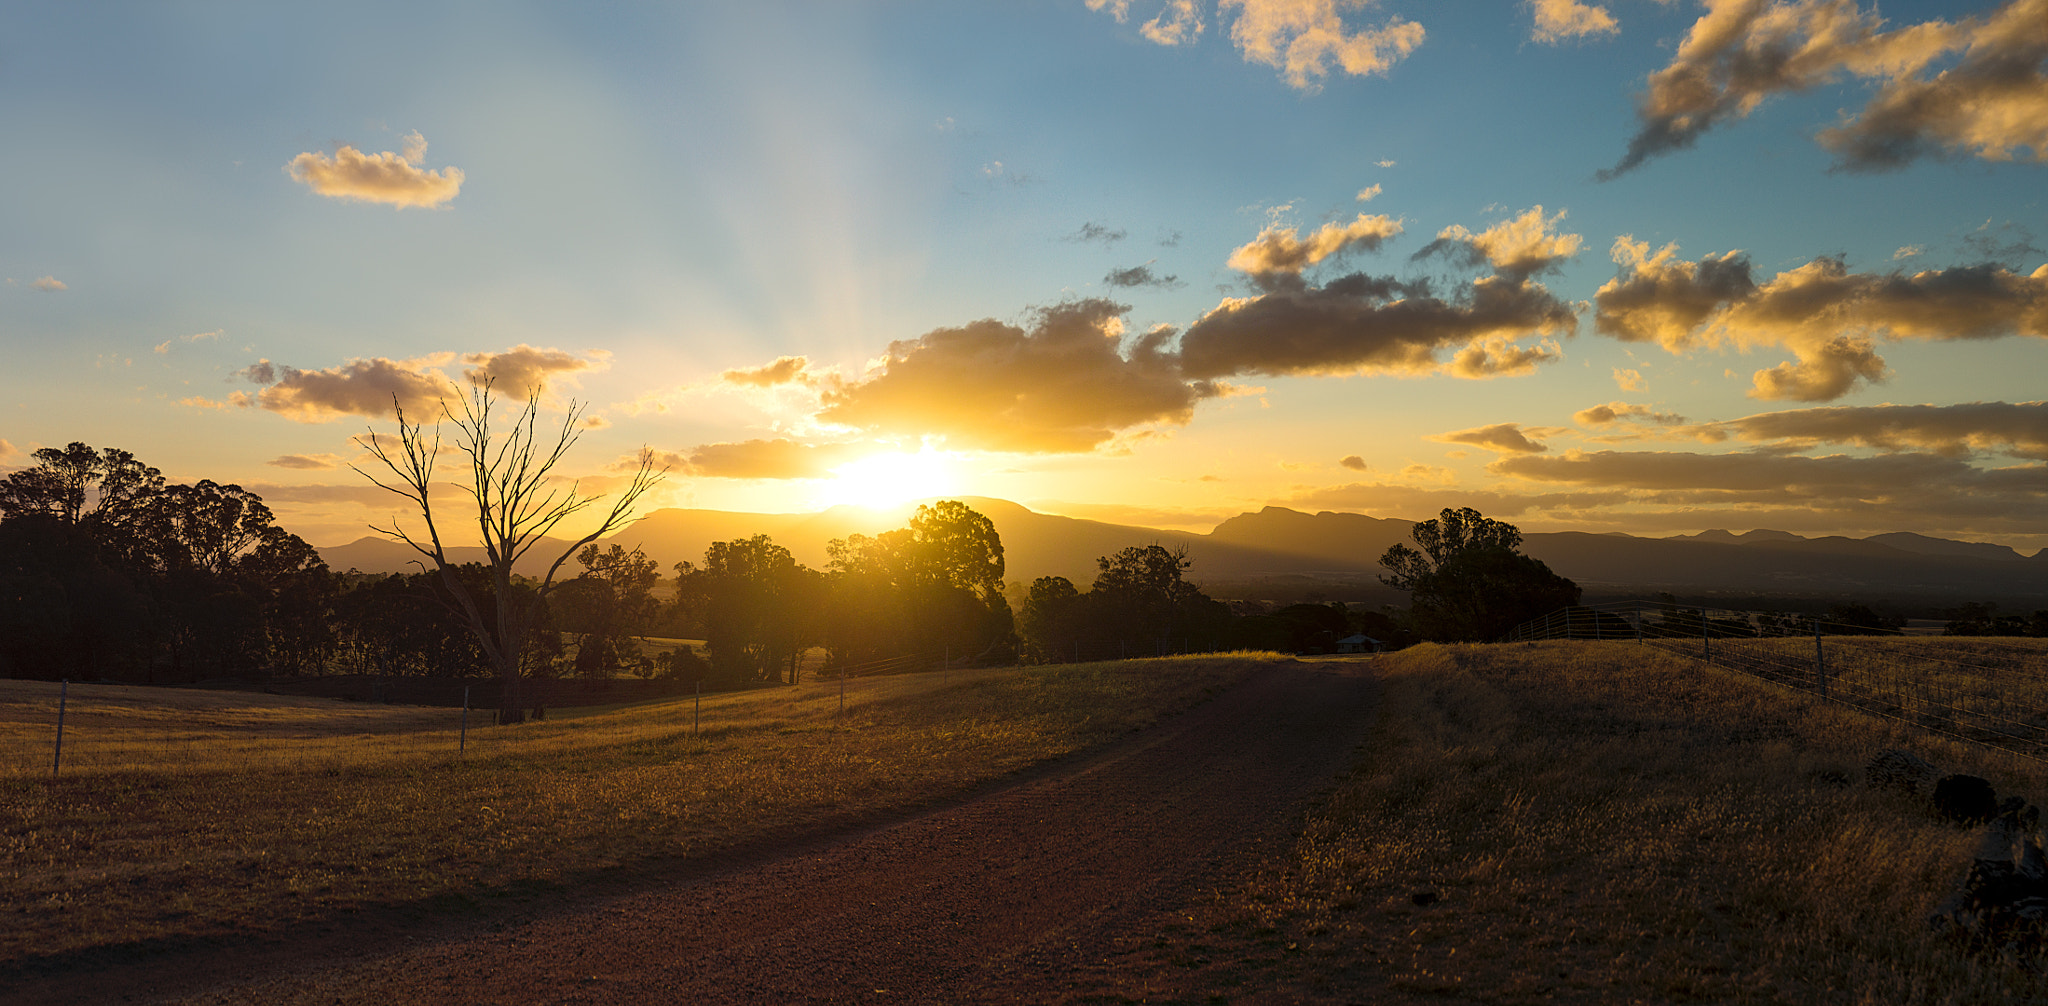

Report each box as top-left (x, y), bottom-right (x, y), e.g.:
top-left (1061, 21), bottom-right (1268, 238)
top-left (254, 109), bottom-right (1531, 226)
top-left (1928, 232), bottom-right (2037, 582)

top-left (7, 2), bottom-right (2046, 554)
top-left (312, 494), bottom-right (2045, 559)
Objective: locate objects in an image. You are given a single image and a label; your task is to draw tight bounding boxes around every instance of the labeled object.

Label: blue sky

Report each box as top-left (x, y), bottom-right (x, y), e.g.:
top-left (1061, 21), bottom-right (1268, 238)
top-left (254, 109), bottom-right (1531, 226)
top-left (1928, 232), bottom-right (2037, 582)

top-left (4, 1), bottom-right (2045, 550)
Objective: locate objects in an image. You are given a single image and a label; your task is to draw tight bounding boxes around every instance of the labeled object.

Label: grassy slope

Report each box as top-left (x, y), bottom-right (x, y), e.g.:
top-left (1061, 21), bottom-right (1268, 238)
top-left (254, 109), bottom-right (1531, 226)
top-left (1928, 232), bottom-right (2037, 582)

top-left (1140, 641), bottom-right (2048, 1004)
top-left (0, 656), bottom-right (1267, 965)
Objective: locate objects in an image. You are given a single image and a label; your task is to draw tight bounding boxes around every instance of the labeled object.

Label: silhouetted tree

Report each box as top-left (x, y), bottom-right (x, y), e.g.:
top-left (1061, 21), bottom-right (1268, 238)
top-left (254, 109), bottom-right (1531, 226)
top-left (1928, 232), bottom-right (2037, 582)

top-left (555, 544), bottom-right (661, 677)
top-left (690, 534), bottom-right (820, 685)
top-left (822, 501), bottom-right (1015, 666)
top-left (354, 384), bottom-right (663, 722)
top-left (1088, 543), bottom-right (1206, 649)
top-left (1017, 575), bottom-right (1083, 663)
top-left (1379, 507), bottom-right (1580, 642)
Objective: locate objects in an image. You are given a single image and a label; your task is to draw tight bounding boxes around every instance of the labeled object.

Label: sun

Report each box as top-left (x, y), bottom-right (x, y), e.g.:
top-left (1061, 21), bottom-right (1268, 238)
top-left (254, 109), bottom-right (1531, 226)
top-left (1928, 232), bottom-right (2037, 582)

top-left (817, 449), bottom-right (961, 509)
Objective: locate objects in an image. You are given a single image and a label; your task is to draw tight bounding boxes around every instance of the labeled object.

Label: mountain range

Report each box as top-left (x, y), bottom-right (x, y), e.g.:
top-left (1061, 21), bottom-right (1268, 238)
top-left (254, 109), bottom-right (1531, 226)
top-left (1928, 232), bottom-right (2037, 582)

top-left (318, 498), bottom-right (2048, 611)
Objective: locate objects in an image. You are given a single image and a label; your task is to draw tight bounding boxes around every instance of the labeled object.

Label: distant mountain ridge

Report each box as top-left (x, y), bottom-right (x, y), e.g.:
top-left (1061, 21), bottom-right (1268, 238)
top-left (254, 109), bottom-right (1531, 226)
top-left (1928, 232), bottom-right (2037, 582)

top-left (317, 499), bottom-right (2048, 608)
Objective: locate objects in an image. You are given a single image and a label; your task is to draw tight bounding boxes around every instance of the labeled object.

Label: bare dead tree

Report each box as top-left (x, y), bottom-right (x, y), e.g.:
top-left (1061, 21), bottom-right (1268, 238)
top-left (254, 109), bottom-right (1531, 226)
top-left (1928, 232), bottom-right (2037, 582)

top-left (354, 382), bottom-right (664, 723)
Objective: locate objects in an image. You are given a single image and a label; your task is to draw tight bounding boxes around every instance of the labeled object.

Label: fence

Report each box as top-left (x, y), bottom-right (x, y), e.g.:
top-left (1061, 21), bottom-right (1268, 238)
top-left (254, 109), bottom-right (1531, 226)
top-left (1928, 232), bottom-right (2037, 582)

top-left (0, 656), bottom-right (968, 780)
top-left (1504, 601), bottom-right (2048, 761)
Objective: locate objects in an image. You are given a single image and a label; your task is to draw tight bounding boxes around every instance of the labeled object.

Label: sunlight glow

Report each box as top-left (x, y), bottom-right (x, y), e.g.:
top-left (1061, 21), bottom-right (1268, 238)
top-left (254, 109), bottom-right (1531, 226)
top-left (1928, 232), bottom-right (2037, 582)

top-left (816, 449), bottom-right (961, 509)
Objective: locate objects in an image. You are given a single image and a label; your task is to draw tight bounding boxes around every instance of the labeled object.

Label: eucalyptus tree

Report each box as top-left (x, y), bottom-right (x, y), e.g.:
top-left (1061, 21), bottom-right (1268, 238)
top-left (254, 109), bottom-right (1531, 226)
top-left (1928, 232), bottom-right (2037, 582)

top-left (1378, 507), bottom-right (1579, 642)
top-left (355, 383), bottom-right (663, 723)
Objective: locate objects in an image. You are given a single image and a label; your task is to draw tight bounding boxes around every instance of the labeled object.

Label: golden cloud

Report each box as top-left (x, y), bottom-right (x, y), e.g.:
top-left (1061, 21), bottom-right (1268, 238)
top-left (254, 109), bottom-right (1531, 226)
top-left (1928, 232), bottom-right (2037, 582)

top-left (1142, 0), bottom-right (1204, 44)
top-left (1090, 1), bottom-right (1425, 90)
top-left (1604, 0), bottom-right (2047, 177)
top-left (1227, 213), bottom-right (1404, 278)
top-left (721, 356), bottom-right (814, 387)
top-left (818, 299), bottom-right (1217, 453)
top-left (1531, 0), bottom-right (1618, 44)
top-left (1575, 401), bottom-right (1688, 426)
top-left (249, 356), bottom-right (461, 422)
top-left (461, 345), bottom-right (608, 396)
top-left (1433, 422), bottom-right (1554, 454)
top-left (1223, 0), bottom-right (1426, 90)
top-left (266, 454), bottom-right (343, 470)
top-left (1693, 401), bottom-right (2048, 459)
top-left (1596, 238), bottom-right (2048, 401)
top-left (286, 131), bottom-right (464, 208)
top-left (1418, 206), bottom-right (1582, 280)
top-left (658, 439), bottom-right (873, 480)
top-left (1179, 271), bottom-right (1576, 380)
top-left (30, 276), bottom-right (65, 292)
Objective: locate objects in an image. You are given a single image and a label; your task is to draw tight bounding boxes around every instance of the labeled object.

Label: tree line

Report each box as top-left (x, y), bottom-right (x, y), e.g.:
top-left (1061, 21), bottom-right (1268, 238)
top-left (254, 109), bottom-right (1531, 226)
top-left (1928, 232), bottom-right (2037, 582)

top-left (0, 438), bottom-right (1589, 698)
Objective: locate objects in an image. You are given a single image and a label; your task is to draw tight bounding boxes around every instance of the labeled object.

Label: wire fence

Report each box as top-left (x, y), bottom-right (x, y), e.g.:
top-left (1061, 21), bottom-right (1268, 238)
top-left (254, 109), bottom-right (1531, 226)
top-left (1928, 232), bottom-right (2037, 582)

top-left (0, 657), bottom-right (985, 781)
top-left (1503, 601), bottom-right (2048, 761)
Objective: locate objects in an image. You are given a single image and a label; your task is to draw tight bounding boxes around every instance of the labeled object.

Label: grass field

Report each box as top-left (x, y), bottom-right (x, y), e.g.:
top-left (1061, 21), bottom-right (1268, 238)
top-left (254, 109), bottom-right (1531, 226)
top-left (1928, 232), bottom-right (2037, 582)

top-left (10, 640), bottom-right (2048, 1001)
top-left (0, 655), bottom-right (1265, 965)
top-left (1167, 641), bottom-right (2048, 1004)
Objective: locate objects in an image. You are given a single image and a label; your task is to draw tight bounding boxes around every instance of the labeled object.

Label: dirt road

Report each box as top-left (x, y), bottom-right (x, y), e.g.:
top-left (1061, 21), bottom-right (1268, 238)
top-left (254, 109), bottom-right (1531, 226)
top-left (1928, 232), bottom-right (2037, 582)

top-left (85, 660), bottom-right (1378, 1004)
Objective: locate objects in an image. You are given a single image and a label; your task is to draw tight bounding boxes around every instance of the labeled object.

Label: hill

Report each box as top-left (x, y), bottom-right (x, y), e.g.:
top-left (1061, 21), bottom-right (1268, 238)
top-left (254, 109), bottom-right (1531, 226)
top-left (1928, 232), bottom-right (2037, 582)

top-left (317, 499), bottom-right (2048, 609)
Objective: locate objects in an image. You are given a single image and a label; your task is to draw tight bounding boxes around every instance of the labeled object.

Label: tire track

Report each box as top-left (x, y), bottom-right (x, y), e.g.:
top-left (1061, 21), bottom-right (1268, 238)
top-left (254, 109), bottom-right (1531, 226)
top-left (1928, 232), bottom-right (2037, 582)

top-left (166, 660), bottom-right (1377, 1004)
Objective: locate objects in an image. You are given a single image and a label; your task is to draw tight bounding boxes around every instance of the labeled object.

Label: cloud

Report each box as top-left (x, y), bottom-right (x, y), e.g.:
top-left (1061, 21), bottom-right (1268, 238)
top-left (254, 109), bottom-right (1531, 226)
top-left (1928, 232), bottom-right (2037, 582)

top-left (1067, 221), bottom-right (1129, 244)
top-left (1595, 236), bottom-right (2048, 401)
top-left (1433, 422), bottom-right (1554, 454)
top-left (658, 438), bottom-right (873, 480)
top-left (460, 345), bottom-right (608, 396)
top-left (817, 299), bottom-right (1218, 453)
top-left (1356, 184), bottom-right (1382, 202)
top-left (1692, 400), bottom-right (2048, 459)
top-left (1602, 0), bottom-right (2048, 178)
top-left (1089, 1), bottom-right (1425, 90)
top-left (1530, 0), bottom-right (1619, 44)
top-left (1178, 263), bottom-right (1577, 381)
top-left (1226, 213), bottom-right (1404, 279)
top-left (154, 328), bottom-right (225, 355)
top-left (0, 439), bottom-right (16, 459)
top-left (1575, 401), bottom-right (1688, 426)
top-left (1222, 0), bottom-right (1427, 90)
top-left (236, 345), bottom-right (608, 422)
top-left (1413, 206), bottom-right (1582, 281)
top-left (1613, 366), bottom-right (1647, 391)
top-left (720, 356), bottom-right (814, 388)
top-left (1142, 0), bottom-right (1204, 44)
top-left (31, 276), bottom-right (65, 292)
top-left (1104, 263), bottom-right (1184, 289)
top-left (178, 391), bottom-right (254, 411)
top-left (267, 453), bottom-right (344, 470)
top-left (1816, 0), bottom-right (2048, 171)
top-left (1340, 454), bottom-right (1368, 471)
top-left (244, 355), bottom-right (461, 423)
top-left (285, 131), bottom-right (464, 208)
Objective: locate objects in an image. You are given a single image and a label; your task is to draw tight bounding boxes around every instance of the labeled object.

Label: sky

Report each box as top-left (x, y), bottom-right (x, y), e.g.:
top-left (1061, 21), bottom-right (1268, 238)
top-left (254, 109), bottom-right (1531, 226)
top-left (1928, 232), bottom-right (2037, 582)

top-left (3, 0), bottom-right (2046, 552)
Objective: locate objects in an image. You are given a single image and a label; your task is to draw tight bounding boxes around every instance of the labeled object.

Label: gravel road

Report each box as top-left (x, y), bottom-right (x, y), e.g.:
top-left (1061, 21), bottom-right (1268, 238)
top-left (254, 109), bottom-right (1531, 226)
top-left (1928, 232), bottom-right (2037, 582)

top-left (62, 660), bottom-right (1378, 1004)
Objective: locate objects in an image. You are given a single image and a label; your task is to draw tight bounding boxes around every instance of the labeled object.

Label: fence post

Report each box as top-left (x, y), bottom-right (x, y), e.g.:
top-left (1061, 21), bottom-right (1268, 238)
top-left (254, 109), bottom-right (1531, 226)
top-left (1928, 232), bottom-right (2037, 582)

top-left (1564, 607), bottom-right (1573, 640)
top-left (838, 668), bottom-right (846, 716)
top-left (1635, 609), bottom-right (1643, 645)
top-left (460, 685), bottom-right (470, 754)
top-left (1815, 621), bottom-right (1827, 697)
top-left (52, 679), bottom-right (67, 778)
top-left (1702, 611), bottom-right (1711, 660)
top-left (695, 680), bottom-right (702, 735)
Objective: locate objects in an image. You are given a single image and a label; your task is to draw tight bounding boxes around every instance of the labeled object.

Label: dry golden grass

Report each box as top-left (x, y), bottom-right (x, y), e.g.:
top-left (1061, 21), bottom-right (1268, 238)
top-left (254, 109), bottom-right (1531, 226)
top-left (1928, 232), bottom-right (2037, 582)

top-left (0, 654), bottom-right (1272, 965)
top-left (1185, 641), bottom-right (2048, 1003)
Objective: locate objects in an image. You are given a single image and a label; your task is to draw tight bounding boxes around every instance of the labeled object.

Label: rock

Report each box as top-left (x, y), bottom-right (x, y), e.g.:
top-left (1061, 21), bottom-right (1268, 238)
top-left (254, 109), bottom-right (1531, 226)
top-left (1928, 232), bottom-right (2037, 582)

top-left (1934, 775), bottom-right (2000, 826)
top-left (1866, 748), bottom-right (1939, 798)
